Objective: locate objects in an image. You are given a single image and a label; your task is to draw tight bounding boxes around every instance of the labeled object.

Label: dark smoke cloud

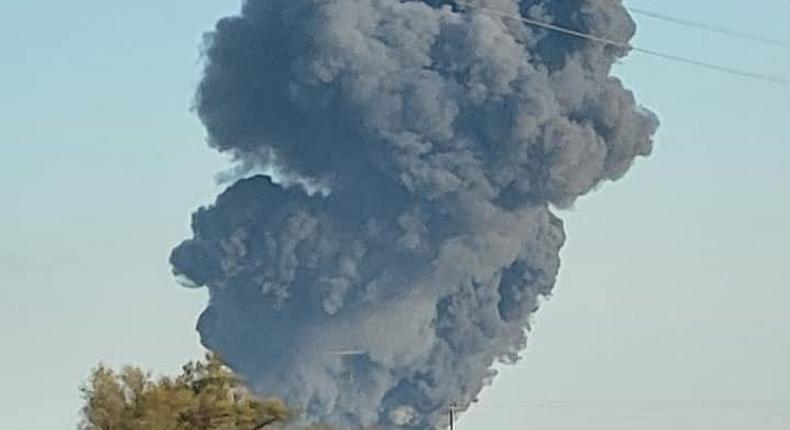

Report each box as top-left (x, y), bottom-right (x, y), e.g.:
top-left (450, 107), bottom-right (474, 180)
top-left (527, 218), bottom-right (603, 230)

top-left (171, 0), bottom-right (658, 428)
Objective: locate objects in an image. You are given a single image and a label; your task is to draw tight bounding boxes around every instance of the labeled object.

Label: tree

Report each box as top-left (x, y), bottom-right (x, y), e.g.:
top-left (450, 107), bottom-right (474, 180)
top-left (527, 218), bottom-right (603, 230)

top-left (80, 353), bottom-right (294, 430)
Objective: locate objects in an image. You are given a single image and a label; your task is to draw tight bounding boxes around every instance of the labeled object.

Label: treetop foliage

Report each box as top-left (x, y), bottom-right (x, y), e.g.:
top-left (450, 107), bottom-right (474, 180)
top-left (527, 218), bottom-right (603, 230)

top-left (79, 352), bottom-right (316, 430)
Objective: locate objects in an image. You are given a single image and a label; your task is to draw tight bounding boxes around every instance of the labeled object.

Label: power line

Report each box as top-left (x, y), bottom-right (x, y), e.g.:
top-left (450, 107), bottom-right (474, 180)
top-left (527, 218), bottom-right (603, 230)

top-left (629, 7), bottom-right (790, 49)
top-left (454, 399), bottom-right (790, 410)
top-left (453, 1), bottom-right (789, 86)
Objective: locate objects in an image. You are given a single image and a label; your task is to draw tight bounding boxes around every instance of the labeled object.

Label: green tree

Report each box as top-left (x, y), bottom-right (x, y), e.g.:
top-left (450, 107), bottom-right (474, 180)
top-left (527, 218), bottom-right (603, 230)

top-left (80, 353), bottom-right (292, 430)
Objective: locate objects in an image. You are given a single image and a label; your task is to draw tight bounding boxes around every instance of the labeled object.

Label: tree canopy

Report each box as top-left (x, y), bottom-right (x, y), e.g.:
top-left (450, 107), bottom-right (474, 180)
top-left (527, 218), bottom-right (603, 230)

top-left (79, 353), bottom-right (322, 430)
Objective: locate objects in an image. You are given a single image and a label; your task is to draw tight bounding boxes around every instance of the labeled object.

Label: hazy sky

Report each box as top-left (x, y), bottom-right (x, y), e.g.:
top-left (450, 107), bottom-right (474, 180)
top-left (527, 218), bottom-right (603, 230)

top-left (1, 1), bottom-right (788, 429)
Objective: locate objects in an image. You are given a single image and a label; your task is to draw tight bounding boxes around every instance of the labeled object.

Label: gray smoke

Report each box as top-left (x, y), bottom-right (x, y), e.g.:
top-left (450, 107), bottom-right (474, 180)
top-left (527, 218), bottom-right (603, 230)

top-left (170, 0), bottom-right (658, 428)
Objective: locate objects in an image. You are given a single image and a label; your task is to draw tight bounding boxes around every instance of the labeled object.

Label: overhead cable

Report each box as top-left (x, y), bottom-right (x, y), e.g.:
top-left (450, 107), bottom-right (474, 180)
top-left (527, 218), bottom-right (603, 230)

top-left (629, 7), bottom-right (790, 50)
top-left (453, 1), bottom-right (789, 86)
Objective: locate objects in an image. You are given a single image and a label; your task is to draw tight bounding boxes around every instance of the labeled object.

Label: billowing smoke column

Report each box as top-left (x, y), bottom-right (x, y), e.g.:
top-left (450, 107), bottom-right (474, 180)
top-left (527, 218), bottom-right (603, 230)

top-left (171, 0), bottom-right (658, 428)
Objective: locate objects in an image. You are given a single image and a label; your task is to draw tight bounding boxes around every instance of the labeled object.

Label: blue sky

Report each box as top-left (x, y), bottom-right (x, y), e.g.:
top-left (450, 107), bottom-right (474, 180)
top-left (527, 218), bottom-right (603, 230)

top-left (1, 1), bottom-right (788, 429)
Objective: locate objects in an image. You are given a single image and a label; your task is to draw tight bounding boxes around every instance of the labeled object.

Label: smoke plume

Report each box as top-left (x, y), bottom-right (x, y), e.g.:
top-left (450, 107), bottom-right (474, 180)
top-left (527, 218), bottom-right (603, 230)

top-left (171, 0), bottom-right (658, 428)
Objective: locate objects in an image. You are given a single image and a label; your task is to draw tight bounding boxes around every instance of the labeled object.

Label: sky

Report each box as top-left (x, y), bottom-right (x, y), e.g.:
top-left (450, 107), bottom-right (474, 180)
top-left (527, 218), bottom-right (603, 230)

top-left (1, 1), bottom-right (788, 429)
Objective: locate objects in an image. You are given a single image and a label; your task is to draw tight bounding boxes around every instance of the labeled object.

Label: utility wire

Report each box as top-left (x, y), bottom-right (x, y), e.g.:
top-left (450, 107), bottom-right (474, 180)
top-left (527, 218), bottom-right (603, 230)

top-left (629, 7), bottom-right (790, 50)
top-left (453, 1), bottom-right (790, 86)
